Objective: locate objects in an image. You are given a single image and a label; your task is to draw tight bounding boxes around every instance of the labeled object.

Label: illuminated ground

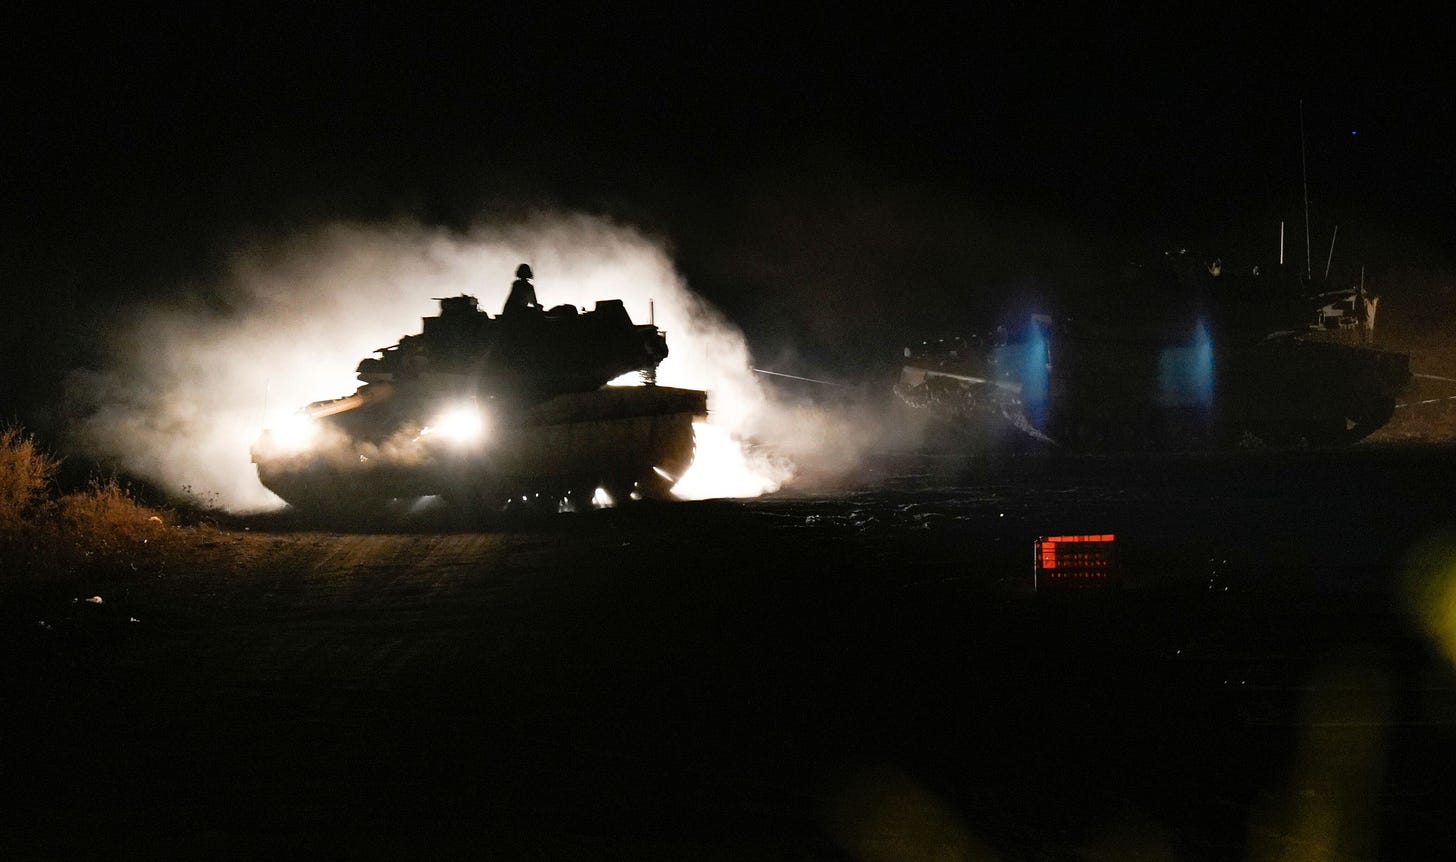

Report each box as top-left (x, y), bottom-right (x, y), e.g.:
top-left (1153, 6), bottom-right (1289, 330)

top-left (5, 446), bottom-right (1456, 858)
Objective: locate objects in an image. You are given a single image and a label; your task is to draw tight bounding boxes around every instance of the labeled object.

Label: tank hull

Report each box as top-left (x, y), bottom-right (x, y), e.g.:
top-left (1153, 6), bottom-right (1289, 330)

top-left (254, 386), bottom-right (706, 513)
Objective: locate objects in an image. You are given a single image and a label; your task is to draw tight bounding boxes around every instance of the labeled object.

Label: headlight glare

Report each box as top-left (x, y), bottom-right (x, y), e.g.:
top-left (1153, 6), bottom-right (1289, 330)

top-left (268, 411), bottom-right (318, 453)
top-left (422, 404), bottom-right (487, 445)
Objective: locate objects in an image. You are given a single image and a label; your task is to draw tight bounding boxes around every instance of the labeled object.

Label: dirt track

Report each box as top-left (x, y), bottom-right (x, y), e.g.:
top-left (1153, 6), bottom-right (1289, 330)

top-left (6, 447), bottom-right (1456, 858)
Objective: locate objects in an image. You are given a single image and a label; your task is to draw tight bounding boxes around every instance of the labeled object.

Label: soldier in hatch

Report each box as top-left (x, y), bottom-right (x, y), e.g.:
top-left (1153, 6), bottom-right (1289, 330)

top-left (502, 263), bottom-right (541, 317)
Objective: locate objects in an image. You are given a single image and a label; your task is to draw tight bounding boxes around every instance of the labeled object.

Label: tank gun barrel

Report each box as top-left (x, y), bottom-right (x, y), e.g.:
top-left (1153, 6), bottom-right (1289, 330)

top-left (304, 383), bottom-right (395, 418)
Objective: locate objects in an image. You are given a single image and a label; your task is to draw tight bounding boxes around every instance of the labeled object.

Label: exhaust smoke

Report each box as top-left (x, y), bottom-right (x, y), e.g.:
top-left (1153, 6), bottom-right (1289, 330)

top-left (66, 213), bottom-right (869, 511)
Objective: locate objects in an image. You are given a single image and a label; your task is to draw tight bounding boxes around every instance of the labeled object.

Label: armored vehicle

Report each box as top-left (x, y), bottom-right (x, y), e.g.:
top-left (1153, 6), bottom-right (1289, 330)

top-left (251, 268), bottom-right (707, 514)
top-left (896, 254), bottom-right (1411, 450)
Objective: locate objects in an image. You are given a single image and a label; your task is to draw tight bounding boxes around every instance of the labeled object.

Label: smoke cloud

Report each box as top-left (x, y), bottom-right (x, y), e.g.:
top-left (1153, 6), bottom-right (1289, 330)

top-left (66, 213), bottom-right (916, 512)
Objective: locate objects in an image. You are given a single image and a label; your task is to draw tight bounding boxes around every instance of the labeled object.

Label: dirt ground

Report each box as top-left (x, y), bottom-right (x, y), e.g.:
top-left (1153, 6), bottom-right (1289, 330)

top-left (5, 446), bottom-right (1456, 859)
top-left (1370, 329), bottom-right (1456, 445)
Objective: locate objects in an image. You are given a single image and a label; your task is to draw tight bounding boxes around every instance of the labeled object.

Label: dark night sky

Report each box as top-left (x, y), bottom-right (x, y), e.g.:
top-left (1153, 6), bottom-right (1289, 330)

top-left (3, 6), bottom-right (1452, 421)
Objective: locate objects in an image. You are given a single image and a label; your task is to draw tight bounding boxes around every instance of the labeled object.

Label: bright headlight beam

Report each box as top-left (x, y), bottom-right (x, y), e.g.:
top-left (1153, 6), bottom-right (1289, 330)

top-left (267, 411), bottom-right (318, 453)
top-left (421, 404), bottom-right (487, 444)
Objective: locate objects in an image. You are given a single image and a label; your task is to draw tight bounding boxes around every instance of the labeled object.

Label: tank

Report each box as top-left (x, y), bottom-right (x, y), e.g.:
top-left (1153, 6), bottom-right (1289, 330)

top-left (896, 252), bottom-right (1412, 450)
top-left (251, 272), bottom-right (707, 515)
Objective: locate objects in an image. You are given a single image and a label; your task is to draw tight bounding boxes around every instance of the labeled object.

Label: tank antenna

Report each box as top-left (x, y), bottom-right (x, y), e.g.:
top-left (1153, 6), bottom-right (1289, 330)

top-left (649, 298), bottom-right (655, 327)
top-left (1300, 99), bottom-right (1312, 279)
top-left (1359, 265), bottom-right (1369, 343)
top-left (1323, 224), bottom-right (1339, 281)
top-left (1279, 221), bottom-right (1285, 265)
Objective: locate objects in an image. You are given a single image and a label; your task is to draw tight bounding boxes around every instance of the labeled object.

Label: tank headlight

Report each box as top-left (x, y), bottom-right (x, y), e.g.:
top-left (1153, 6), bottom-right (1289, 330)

top-left (267, 411), bottom-right (318, 453)
top-left (423, 404), bottom-right (487, 445)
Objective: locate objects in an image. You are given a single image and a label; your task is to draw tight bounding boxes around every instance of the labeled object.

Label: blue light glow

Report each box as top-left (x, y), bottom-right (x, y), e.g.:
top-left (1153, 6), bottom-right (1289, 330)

top-left (1021, 318), bottom-right (1051, 429)
top-left (1157, 319), bottom-right (1215, 411)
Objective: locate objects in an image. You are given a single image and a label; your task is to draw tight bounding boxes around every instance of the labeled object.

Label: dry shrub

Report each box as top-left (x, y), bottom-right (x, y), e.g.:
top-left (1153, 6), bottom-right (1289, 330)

top-left (1, 430), bottom-right (180, 581)
top-left (48, 474), bottom-right (196, 582)
top-left (57, 477), bottom-right (170, 550)
top-left (0, 425), bottom-right (59, 529)
top-left (1368, 328), bottom-right (1456, 444)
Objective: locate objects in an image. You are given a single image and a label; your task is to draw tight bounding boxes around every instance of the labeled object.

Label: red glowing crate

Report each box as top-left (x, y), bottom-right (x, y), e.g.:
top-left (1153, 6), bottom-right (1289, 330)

top-left (1034, 534), bottom-right (1117, 589)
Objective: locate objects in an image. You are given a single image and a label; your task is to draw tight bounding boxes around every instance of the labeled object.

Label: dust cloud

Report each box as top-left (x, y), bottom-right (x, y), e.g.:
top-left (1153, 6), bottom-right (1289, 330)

top-left (66, 213), bottom-right (913, 511)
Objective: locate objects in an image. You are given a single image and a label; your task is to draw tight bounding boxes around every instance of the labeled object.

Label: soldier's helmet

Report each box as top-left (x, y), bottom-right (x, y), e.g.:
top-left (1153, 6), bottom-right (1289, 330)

top-left (515, 263), bottom-right (533, 279)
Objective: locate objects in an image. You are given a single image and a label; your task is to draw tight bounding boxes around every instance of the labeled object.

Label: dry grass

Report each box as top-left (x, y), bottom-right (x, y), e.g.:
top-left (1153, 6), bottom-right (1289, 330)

top-left (1368, 329), bottom-right (1456, 444)
top-left (0, 427), bottom-right (197, 583)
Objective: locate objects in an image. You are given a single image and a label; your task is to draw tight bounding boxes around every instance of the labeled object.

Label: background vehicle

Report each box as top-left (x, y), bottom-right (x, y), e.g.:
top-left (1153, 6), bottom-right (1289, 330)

top-left (896, 254), bottom-right (1411, 449)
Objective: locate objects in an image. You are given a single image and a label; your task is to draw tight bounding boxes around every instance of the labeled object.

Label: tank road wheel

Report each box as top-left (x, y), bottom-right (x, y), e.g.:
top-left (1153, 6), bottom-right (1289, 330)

top-left (603, 477), bottom-right (638, 507)
top-left (444, 487), bottom-right (500, 519)
top-left (596, 465), bottom-right (681, 506)
top-left (561, 485), bottom-right (600, 513)
top-left (440, 472), bottom-right (514, 519)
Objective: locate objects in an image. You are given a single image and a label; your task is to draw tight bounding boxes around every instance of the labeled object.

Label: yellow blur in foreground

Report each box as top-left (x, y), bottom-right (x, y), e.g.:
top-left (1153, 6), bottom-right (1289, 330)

top-left (1403, 531), bottom-right (1456, 672)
